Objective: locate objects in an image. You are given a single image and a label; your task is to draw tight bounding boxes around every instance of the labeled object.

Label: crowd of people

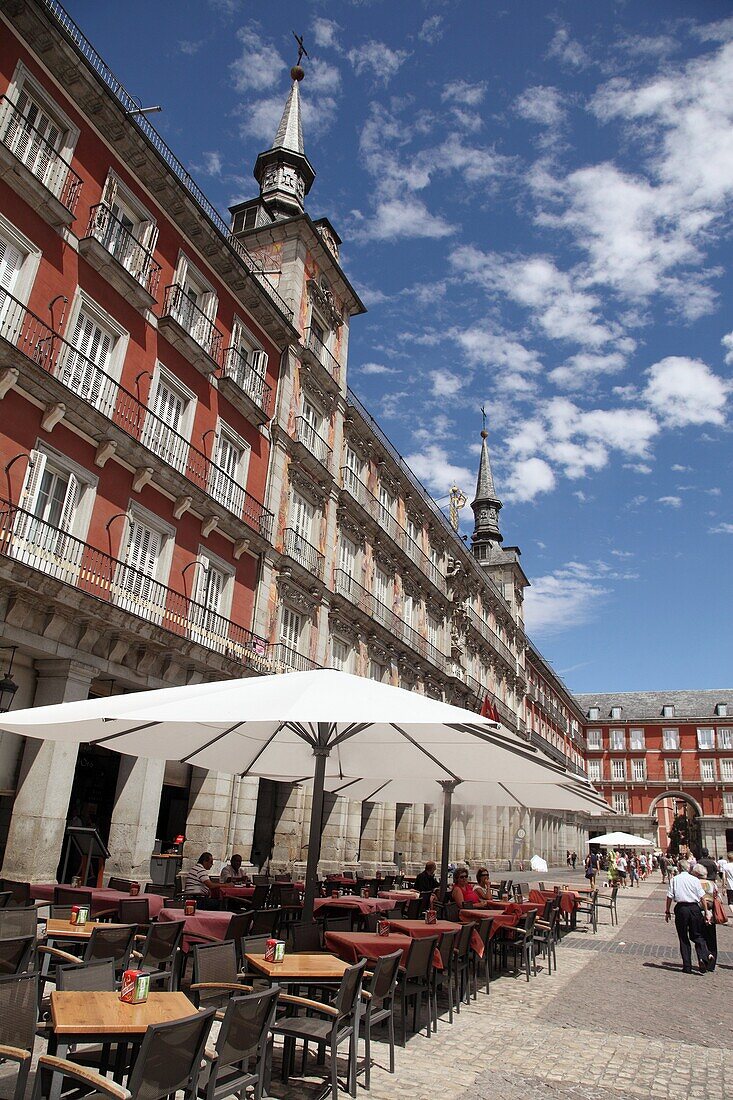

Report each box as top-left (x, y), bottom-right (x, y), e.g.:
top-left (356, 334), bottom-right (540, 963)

top-left (583, 847), bottom-right (657, 887)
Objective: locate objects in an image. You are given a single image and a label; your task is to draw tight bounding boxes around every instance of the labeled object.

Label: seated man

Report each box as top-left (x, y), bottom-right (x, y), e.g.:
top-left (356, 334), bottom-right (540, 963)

top-left (184, 851), bottom-right (215, 908)
top-left (220, 852), bottom-right (249, 884)
top-left (414, 860), bottom-right (440, 895)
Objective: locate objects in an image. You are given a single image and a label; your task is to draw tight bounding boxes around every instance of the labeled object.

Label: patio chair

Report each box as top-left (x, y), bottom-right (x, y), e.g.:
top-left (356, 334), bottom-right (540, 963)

top-left (532, 905), bottom-right (560, 975)
top-left (245, 883), bottom-right (270, 910)
top-left (197, 987), bottom-right (279, 1100)
top-left (0, 906), bottom-right (38, 950)
top-left (395, 934), bottom-right (439, 1045)
top-left (0, 891), bottom-right (13, 909)
top-left (38, 923), bottom-right (137, 994)
top-left (274, 873), bottom-right (292, 882)
top-left (576, 888), bottom-right (599, 933)
top-left (53, 886), bottom-right (116, 921)
top-left (56, 957), bottom-right (116, 991)
top-left (0, 935), bottom-right (35, 976)
top-left (272, 958), bottom-right (366, 1100)
top-left (49, 905), bottom-right (74, 920)
top-left (34, 1007), bottom-right (216, 1100)
top-left (0, 880), bottom-right (31, 908)
top-left (105, 877), bottom-right (132, 892)
top-left (454, 921), bottom-right (477, 1008)
top-left (249, 907), bottom-right (282, 937)
top-left (321, 913), bottom-right (355, 934)
top-left (433, 927), bottom-right (460, 1023)
top-left (471, 916), bottom-right (494, 995)
top-left (0, 971), bottom-right (38, 1100)
top-left (504, 912), bottom-right (537, 981)
top-left (191, 940), bottom-right (252, 1011)
top-left (116, 897), bottom-right (151, 929)
top-left (290, 921), bottom-right (323, 953)
top-left (252, 875), bottom-right (270, 885)
top-left (240, 934), bottom-right (274, 986)
top-left (186, 911), bottom-right (253, 970)
top-left (596, 884), bottom-right (619, 926)
top-left (130, 918), bottom-right (185, 990)
top-left (360, 949), bottom-right (402, 1089)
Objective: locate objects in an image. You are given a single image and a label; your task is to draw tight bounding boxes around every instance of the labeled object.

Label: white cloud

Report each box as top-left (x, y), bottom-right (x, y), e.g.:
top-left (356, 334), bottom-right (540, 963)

top-left (643, 356), bottom-right (730, 428)
top-left (722, 332), bottom-right (733, 365)
top-left (418, 16), bottom-right (444, 44)
top-left (547, 26), bottom-right (589, 69)
top-left (192, 151), bottom-right (223, 177)
top-left (308, 59), bottom-right (342, 95)
top-left (525, 560), bottom-right (636, 636)
top-left (355, 198), bottom-right (455, 241)
top-left (658, 495), bottom-right (682, 508)
top-left (178, 40), bottom-right (202, 56)
top-left (312, 17), bottom-right (340, 50)
top-left (709, 522), bottom-right (733, 534)
top-left (549, 351), bottom-right (627, 390)
top-left (402, 445), bottom-right (473, 497)
top-left (430, 370), bottom-right (463, 398)
top-left (515, 86), bottom-right (566, 128)
top-left (230, 25), bottom-right (284, 92)
top-left (671, 463), bottom-right (690, 472)
top-left (359, 362), bottom-right (398, 375)
top-left (505, 458), bottom-right (556, 503)
top-left (347, 40), bottom-right (408, 84)
top-left (441, 81), bottom-right (487, 107)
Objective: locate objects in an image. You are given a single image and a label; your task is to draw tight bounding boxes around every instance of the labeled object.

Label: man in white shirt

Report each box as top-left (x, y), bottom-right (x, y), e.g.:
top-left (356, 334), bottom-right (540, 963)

top-left (721, 852), bottom-right (733, 915)
top-left (665, 860), bottom-right (712, 973)
top-left (184, 852), bottom-right (215, 908)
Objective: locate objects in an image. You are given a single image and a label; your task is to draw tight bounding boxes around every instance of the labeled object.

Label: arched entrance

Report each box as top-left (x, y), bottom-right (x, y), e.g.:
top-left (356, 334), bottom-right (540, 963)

top-left (649, 791), bottom-right (703, 855)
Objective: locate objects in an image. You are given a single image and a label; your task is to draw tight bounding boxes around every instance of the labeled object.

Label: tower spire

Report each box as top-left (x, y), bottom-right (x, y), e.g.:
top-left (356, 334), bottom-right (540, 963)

top-left (253, 36), bottom-right (315, 219)
top-left (470, 412), bottom-right (503, 564)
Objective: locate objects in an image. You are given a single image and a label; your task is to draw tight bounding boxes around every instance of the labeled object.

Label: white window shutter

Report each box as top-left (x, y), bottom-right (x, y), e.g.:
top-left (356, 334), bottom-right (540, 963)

top-left (193, 555), bottom-right (209, 607)
top-left (0, 236), bottom-right (23, 295)
top-left (54, 473), bottom-right (79, 559)
top-left (15, 449), bottom-right (47, 538)
top-left (101, 173), bottom-right (118, 208)
top-left (251, 349), bottom-right (268, 374)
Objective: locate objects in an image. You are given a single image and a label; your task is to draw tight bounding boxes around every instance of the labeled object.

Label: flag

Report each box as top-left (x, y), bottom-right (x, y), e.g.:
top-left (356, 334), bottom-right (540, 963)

top-left (480, 695), bottom-right (500, 723)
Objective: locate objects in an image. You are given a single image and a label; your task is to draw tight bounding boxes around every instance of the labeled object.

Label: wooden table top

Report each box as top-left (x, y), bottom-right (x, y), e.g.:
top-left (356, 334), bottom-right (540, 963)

top-left (50, 991), bottom-right (196, 1036)
top-left (46, 919), bottom-right (124, 940)
top-left (245, 951), bottom-right (348, 980)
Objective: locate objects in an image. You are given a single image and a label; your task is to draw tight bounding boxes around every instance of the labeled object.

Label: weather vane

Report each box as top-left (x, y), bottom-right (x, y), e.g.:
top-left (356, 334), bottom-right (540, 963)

top-left (293, 31), bottom-right (309, 67)
top-left (481, 404), bottom-right (487, 435)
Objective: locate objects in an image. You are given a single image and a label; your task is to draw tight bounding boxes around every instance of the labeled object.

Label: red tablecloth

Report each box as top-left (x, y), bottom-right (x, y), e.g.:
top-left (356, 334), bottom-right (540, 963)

top-left (530, 888), bottom-right (578, 915)
top-left (158, 906), bottom-right (233, 949)
top-left (325, 930), bottom-right (443, 969)
top-left (30, 884), bottom-right (165, 918)
top-left (209, 884), bottom-right (255, 900)
top-left (482, 900), bottom-right (539, 917)
top-left (388, 918), bottom-right (485, 960)
top-left (314, 896), bottom-right (394, 915)
top-left (324, 876), bottom-right (359, 887)
top-left (460, 908), bottom-right (519, 940)
top-left (377, 890), bottom-right (419, 901)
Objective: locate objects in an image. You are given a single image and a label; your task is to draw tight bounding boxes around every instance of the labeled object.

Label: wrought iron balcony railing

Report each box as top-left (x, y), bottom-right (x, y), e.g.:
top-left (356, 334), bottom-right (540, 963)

top-left (0, 95), bottom-right (82, 214)
top-left (463, 604), bottom-right (516, 671)
top-left (339, 467), bottom-right (446, 595)
top-left (0, 497), bottom-right (268, 664)
top-left (334, 569), bottom-right (449, 672)
top-left (293, 416), bottom-right (332, 471)
top-left (221, 345), bottom-right (273, 418)
top-left (282, 527), bottom-right (325, 581)
top-left (161, 283), bottom-right (224, 365)
top-left (304, 327), bottom-right (340, 383)
top-left (0, 292), bottom-right (272, 540)
top-left (83, 204), bottom-right (161, 298)
top-left (269, 643), bottom-right (322, 673)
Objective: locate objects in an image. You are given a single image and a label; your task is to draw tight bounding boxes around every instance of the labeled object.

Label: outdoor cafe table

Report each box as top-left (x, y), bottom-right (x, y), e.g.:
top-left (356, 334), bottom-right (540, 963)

top-left (209, 881), bottom-right (305, 901)
top-left (41, 918), bottom-right (127, 978)
top-left (313, 896), bottom-right (394, 915)
top-left (47, 990), bottom-right (196, 1100)
top-left (159, 906), bottom-right (233, 950)
top-left (245, 951), bottom-right (348, 985)
top-left (377, 889), bottom-right (419, 901)
top-left (325, 930), bottom-right (441, 969)
top-left (529, 888), bottom-right (580, 916)
top-left (460, 909), bottom-right (518, 940)
top-left (387, 918), bottom-right (485, 959)
top-left (481, 899), bottom-right (540, 917)
top-left (31, 884), bottom-right (165, 918)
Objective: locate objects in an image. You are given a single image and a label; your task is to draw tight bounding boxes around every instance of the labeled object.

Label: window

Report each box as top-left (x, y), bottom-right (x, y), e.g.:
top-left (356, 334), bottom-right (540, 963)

top-left (0, 233), bottom-right (24, 325)
top-left (610, 706), bottom-right (622, 719)
top-left (719, 728), bottom-right (733, 750)
top-left (715, 703), bottom-right (727, 718)
top-left (330, 636), bottom-right (351, 672)
top-left (369, 658), bottom-right (387, 683)
top-left (429, 544), bottom-right (440, 570)
top-left (612, 793), bottom-right (628, 813)
top-left (60, 293), bottom-right (129, 411)
top-left (610, 729), bottom-right (625, 751)
top-left (172, 254), bottom-right (217, 343)
top-left (402, 592), bottom-right (414, 628)
top-left (724, 794), bottom-right (733, 817)
top-left (115, 507), bottom-right (172, 621)
top-left (426, 613), bottom-right (440, 650)
top-left (720, 759), bottom-right (733, 781)
top-left (300, 397), bottom-right (325, 457)
top-left (208, 423), bottom-right (250, 515)
top-left (338, 535), bottom-right (357, 580)
top-left (406, 515), bottom-right (420, 546)
top-left (374, 565), bottom-right (391, 608)
top-left (13, 445), bottom-right (94, 574)
top-left (700, 759), bottom-right (716, 782)
top-left (142, 365), bottom-right (195, 471)
top-left (3, 66), bottom-right (78, 199)
top-left (378, 484), bottom-right (395, 520)
top-left (279, 605), bottom-right (303, 652)
top-left (290, 492), bottom-right (314, 541)
top-left (97, 173), bottom-right (159, 282)
top-left (611, 759), bottom-right (626, 781)
top-left (588, 707), bottom-right (600, 720)
top-left (189, 552), bottom-right (233, 648)
top-left (586, 730), bottom-right (602, 750)
top-left (697, 728), bottom-right (715, 750)
top-left (665, 758), bottom-right (680, 782)
top-left (632, 759), bottom-right (646, 782)
top-left (587, 760), bottom-right (602, 783)
top-left (310, 315), bottom-right (325, 347)
top-left (662, 704), bottom-right (675, 718)
top-left (662, 728), bottom-right (679, 750)
top-left (629, 728), bottom-right (645, 750)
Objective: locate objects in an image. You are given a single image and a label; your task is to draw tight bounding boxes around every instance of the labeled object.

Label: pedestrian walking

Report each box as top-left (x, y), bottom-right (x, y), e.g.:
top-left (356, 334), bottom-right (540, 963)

top-left (692, 864), bottom-right (719, 972)
top-left (721, 852), bottom-right (733, 917)
top-left (571, 851), bottom-right (577, 869)
top-left (665, 858), bottom-right (711, 973)
top-left (659, 853), bottom-right (668, 882)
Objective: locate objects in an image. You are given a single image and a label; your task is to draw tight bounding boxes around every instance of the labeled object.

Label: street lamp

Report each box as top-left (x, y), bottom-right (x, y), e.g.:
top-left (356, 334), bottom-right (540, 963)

top-left (0, 646), bottom-right (18, 713)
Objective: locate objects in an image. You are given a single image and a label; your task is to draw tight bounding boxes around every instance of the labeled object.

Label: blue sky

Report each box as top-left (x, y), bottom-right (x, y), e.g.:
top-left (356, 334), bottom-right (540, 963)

top-left (66, 1), bottom-right (733, 692)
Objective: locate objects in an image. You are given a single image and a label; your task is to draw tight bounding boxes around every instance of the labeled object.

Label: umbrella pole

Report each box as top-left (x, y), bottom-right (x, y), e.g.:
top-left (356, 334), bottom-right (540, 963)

top-left (438, 780), bottom-right (458, 901)
top-left (302, 738), bottom-right (329, 923)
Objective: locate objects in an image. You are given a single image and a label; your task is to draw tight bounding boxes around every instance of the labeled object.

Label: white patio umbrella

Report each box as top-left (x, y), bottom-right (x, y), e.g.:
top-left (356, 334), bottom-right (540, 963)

top-left (1, 668), bottom-right (584, 917)
top-left (590, 831), bottom-right (653, 847)
top-left (530, 855), bottom-right (548, 873)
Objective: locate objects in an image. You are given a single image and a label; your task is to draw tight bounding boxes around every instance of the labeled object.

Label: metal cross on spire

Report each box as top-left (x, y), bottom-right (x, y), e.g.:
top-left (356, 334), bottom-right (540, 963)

top-left (293, 31), bottom-right (309, 66)
top-left (481, 404), bottom-right (487, 434)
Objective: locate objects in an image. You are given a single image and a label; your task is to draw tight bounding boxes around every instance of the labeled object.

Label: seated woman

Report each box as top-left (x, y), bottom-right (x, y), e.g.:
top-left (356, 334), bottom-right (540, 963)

top-left (451, 867), bottom-right (487, 908)
top-left (474, 867), bottom-right (492, 903)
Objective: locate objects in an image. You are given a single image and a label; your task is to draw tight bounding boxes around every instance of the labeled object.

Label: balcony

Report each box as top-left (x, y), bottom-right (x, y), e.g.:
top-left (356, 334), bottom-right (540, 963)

top-left (281, 527), bottom-right (325, 581)
top-left (80, 204), bottom-right (161, 309)
top-left (339, 467), bottom-right (447, 596)
top-left (159, 284), bottom-right (223, 375)
top-left (528, 731), bottom-right (587, 777)
top-left (269, 643), bottom-right (322, 673)
top-left (0, 96), bottom-right (82, 227)
top-left (0, 292), bottom-right (272, 544)
top-left (219, 346), bottom-right (273, 426)
top-left (464, 604), bottom-right (516, 673)
top-left (333, 569), bottom-right (449, 673)
top-left (302, 327), bottom-right (340, 388)
top-left (0, 497), bottom-right (268, 667)
top-left (292, 416), bottom-right (332, 476)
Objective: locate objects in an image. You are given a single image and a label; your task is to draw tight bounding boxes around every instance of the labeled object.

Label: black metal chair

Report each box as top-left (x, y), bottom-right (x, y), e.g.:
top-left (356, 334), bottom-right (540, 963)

top-left (0, 935), bottom-right (34, 976)
top-left (471, 916), bottom-right (495, 995)
top-left (186, 911), bottom-right (253, 970)
top-left (39, 923), bottom-right (137, 993)
top-left (360, 949), bottom-right (402, 1088)
top-left (532, 905), bottom-right (560, 975)
top-left (0, 971), bottom-right (37, 1100)
top-left (575, 888), bottom-right (599, 933)
top-left (56, 957), bottom-right (116, 991)
top-left (249, 907), bottom-right (281, 936)
top-left (34, 1007), bottom-right (216, 1100)
top-left (0, 880), bottom-right (31, 908)
top-left (432, 927), bottom-right (460, 1024)
top-left (131, 918), bottom-right (185, 990)
top-left (190, 940), bottom-right (252, 1011)
top-left (504, 911), bottom-right (537, 981)
top-left (274, 873), bottom-right (292, 882)
top-left (245, 883), bottom-right (271, 910)
top-left (273, 958), bottom-right (367, 1100)
top-left (596, 884), bottom-right (619, 926)
top-left (395, 934), bottom-right (439, 1044)
top-left (53, 886), bottom-right (116, 921)
top-left (0, 906), bottom-right (38, 954)
top-left (454, 921), bottom-right (477, 1009)
top-left (319, 909), bottom-right (355, 932)
top-left (116, 897), bottom-right (151, 928)
top-left (197, 988), bottom-right (279, 1100)
top-left (106, 877), bottom-right (132, 892)
top-left (290, 921), bottom-right (323, 953)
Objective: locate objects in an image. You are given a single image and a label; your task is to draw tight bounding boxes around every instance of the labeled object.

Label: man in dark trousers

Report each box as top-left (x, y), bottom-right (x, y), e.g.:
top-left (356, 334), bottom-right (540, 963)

top-left (698, 847), bottom-right (719, 883)
top-left (665, 859), bottom-right (712, 973)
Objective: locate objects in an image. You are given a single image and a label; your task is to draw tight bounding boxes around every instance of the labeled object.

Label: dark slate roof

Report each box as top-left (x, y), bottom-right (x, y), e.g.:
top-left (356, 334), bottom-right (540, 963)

top-left (574, 690), bottom-right (732, 721)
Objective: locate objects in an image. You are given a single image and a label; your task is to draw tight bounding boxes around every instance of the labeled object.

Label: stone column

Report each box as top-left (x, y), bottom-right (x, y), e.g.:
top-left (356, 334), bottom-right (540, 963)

top-left (449, 807), bottom-right (466, 863)
top-left (422, 803), bottom-right (440, 863)
top-left (408, 803), bottom-right (425, 870)
top-left (272, 783), bottom-right (305, 869)
top-left (344, 801), bottom-right (362, 869)
top-left (184, 769), bottom-right (233, 867)
top-left (2, 659), bottom-right (95, 882)
top-left (380, 802), bottom-right (397, 866)
top-left (106, 757), bottom-right (166, 881)
top-left (230, 777), bottom-right (260, 868)
top-left (359, 803), bottom-right (384, 874)
top-left (394, 804), bottom-right (412, 872)
top-left (472, 806), bottom-right (484, 866)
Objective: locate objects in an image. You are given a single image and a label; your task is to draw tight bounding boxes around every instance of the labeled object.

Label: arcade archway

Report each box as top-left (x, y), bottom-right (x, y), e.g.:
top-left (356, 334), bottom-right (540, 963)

top-left (649, 791), bottom-right (703, 854)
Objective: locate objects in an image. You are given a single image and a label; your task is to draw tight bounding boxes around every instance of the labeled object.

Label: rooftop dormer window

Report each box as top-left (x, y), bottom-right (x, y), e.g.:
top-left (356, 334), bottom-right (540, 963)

top-left (662, 704), bottom-right (675, 718)
top-left (715, 703), bottom-right (727, 717)
top-left (610, 706), bottom-right (622, 719)
top-left (588, 706), bottom-right (600, 720)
